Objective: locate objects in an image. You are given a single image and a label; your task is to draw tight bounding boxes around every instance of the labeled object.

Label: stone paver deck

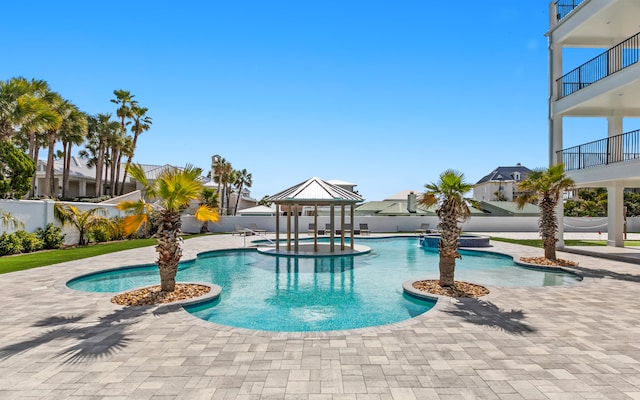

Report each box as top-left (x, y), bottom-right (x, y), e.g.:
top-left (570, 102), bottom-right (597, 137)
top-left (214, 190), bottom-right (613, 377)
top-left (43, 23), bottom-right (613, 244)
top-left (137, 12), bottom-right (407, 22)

top-left (1, 233), bottom-right (639, 399)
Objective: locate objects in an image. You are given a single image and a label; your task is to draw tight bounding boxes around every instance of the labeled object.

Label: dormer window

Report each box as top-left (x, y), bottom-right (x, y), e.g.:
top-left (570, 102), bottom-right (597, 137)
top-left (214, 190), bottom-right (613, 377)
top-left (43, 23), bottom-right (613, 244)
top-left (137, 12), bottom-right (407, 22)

top-left (514, 172), bottom-right (521, 181)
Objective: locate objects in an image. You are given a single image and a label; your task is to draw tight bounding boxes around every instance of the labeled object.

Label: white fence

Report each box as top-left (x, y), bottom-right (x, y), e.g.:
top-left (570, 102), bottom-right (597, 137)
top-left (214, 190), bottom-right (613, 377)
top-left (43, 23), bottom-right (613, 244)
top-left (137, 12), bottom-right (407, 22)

top-left (185, 215), bottom-right (640, 234)
top-left (0, 199), bottom-right (126, 245)
top-left (3, 200), bottom-right (638, 245)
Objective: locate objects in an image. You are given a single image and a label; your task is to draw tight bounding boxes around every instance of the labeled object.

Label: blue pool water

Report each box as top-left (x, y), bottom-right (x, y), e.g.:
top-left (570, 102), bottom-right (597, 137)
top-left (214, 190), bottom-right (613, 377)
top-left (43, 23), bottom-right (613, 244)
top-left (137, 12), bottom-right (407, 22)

top-left (67, 237), bottom-right (580, 332)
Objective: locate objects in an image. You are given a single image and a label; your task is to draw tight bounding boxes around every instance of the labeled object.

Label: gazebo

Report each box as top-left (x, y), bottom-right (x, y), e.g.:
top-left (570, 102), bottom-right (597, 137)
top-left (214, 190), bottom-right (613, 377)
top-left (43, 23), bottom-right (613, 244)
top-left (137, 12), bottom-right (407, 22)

top-left (265, 177), bottom-right (364, 254)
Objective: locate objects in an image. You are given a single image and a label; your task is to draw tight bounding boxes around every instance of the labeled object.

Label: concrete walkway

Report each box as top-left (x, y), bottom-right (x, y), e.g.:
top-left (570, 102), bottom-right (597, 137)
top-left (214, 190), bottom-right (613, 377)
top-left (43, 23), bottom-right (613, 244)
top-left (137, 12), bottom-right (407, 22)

top-left (1, 233), bottom-right (639, 399)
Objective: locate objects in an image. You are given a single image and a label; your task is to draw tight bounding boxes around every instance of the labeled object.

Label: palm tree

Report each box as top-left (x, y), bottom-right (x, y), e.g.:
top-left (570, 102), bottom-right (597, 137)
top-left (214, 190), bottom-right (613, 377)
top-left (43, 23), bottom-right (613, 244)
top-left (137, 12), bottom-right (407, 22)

top-left (200, 187), bottom-right (219, 233)
top-left (59, 109), bottom-right (88, 198)
top-left (233, 169), bottom-right (252, 215)
top-left (42, 93), bottom-right (71, 198)
top-left (117, 163), bottom-right (219, 292)
top-left (111, 90), bottom-right (136, 196)
top-left (515, 164), bottom-right (575, 260)
top-left (212, 157), bottom-right (230, 213)
top-left (419, 169), bottom-right (474, 287)
top-left (0, 209), bottom-right (24, 231)
top-left (54, 203), bottom-right (113, 246)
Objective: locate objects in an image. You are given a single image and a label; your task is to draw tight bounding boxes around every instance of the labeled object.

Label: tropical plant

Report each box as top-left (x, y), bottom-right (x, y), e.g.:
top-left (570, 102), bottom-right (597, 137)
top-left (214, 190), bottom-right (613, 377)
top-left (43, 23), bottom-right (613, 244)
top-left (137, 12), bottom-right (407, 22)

top-left (117, 163), bottom-right (219, 291)
top-left (54, 204), bottom-right (114, 246)
top-left (233, 168), bottom-right (252, 215)
top-left (200, 187), bottom-right (219, 233)
top-left (419, 169), bottom-right (474, 287)
top-left (515, 164), bottom-right (575, 260)
top-left (0, 208), bottom-right (24, 231)
top-left (0, 140), bottom-right (36, 199)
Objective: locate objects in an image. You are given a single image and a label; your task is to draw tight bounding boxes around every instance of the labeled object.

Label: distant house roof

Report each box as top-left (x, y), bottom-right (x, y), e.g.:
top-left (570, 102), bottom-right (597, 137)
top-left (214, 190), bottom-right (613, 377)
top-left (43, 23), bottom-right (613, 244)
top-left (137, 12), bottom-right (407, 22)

top-left (384, 189), bottom-right (421, 201)
top-left (266, 177), bottom-right (363, 204)
top-left (355, 200), bottom-right (436, 216)
top-left (476, 164), bottom-right (532, 184)
top-left (237, 205), bottom-right (277, 216)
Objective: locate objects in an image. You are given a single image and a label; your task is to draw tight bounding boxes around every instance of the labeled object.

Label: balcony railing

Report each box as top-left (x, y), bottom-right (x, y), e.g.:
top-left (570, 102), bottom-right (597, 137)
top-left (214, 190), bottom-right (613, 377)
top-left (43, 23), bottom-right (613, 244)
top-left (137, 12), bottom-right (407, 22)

top-left (557, 32), bottom-right (640, 99)
top-left (559, 129), bottom-right (640, 171)
top-left (555, 0), bottom-right (585, 22)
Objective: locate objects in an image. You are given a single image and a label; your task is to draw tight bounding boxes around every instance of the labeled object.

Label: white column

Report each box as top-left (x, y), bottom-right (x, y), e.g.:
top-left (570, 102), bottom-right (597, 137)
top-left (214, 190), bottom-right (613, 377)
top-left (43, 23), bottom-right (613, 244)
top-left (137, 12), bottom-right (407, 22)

top-left (330, 204), bottom-right (335, 252)
top-left (550, 116), bottom-right (563, 167)
top-left (607, 185), bottom-right (625, 247)
top-left (548, 36), bottom-right (563, 167)
top-left (294, 204), bottom-right (299, 253)
top-left (78, 180), bottom-right (86, 197)
top-left (607, 116), bottom-right (624, 164)
top-left (556, 200), bottom-right (565, 248)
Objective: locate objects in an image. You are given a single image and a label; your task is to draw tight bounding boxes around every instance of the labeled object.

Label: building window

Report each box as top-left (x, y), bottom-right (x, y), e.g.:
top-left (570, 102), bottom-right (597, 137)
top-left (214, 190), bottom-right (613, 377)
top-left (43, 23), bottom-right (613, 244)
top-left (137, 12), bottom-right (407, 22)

top-left (513, 172), bottom-right (521, 181)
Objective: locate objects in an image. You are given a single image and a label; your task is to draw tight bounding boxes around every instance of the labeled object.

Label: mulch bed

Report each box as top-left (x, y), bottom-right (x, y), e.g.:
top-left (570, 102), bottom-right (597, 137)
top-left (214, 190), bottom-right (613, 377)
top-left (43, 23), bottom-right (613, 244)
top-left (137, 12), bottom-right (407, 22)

top-left (519, 256), bottom-right (578, 267)
top-left (111, 284), bottom-right (211, 306)
top-left (412, 280), bottom-right (490, 298)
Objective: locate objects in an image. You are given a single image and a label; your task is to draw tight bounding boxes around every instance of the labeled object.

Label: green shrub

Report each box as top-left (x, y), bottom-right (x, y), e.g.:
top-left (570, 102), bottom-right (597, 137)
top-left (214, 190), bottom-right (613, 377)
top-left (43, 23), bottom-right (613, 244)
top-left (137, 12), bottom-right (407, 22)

top-left (0, 232), bottom-right (24, 256)
top-left (36, 223), bottom-right (65, 249)
top-left (13, 230), bottom-right (44, 253)
top-left (91, 226), bottom-right (110, 243)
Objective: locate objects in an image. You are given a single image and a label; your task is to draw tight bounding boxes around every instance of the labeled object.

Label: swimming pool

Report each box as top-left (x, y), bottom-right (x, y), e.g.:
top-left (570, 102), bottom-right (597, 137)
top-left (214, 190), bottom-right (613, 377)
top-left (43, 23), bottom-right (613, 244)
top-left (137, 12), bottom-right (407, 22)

top-left (67, 237), bottom-right (580, 332)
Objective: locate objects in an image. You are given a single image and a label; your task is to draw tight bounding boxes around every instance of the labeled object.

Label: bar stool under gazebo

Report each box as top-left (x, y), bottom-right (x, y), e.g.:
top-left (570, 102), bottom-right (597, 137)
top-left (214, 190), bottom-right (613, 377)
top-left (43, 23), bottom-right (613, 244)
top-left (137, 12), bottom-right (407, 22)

top-left (264, 177), bottom-right (364, 255)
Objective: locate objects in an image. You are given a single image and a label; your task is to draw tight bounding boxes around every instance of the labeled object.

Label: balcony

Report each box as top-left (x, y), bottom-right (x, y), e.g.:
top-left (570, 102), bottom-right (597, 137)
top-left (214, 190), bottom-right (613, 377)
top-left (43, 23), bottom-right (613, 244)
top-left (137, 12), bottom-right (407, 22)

top-left (554, 0), bottom-right (586, 22)
top-left (559, 129), bottom-right (640, 171)
top-left (557, 32), bottom-right (640, 99)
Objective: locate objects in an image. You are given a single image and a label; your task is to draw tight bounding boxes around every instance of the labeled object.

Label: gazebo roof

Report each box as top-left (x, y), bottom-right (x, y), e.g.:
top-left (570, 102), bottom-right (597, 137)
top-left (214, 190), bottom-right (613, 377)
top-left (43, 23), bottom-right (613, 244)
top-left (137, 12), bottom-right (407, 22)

top-left (266, 177), bottom-right (363, 204)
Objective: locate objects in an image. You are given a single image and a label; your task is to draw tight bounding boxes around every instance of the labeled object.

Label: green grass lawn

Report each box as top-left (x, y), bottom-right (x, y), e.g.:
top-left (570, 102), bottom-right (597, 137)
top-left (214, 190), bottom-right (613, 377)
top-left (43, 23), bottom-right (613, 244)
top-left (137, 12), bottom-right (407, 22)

top-left (0, 234), bottom-right (207, 275)
top-left (490, 236), bottom-right (640, 248)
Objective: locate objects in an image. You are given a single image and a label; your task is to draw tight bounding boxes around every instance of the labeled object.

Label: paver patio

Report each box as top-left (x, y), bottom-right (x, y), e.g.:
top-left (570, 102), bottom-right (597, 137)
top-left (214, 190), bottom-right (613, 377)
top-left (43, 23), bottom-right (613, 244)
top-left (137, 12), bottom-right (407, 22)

top-left (0, 234), bottom-right (639, 399)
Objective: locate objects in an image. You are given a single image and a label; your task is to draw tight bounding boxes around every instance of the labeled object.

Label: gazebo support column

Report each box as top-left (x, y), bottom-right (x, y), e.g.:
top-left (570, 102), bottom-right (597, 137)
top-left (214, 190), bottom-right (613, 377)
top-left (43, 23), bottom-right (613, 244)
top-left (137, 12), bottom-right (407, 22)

top-left (294, 204), bottom-right (299, 253)
top-left (314, 205), bottom-right (318, 252)
top-left (350, 204), bottom-right (354, 249)
top-left (286, 208), bottom-right (291, 252)
top-left (330, 204), bottom-right (335, 252)
top-left (275, 211), bottom-right (280, 251)
top-left (340, 204), bottom-right (345, 250)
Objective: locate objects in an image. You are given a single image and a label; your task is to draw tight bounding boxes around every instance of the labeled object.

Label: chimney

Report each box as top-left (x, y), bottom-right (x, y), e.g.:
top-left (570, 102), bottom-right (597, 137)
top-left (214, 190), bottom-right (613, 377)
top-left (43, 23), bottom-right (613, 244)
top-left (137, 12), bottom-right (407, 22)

top-left (407, 192), bottom-right (416, 213)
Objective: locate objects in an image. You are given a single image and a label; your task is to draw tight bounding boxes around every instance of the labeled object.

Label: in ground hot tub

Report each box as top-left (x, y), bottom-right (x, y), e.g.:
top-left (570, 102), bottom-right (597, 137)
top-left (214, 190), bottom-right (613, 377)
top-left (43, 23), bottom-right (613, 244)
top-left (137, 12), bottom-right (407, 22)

top-left (420, 234), bottom-right (490, 248)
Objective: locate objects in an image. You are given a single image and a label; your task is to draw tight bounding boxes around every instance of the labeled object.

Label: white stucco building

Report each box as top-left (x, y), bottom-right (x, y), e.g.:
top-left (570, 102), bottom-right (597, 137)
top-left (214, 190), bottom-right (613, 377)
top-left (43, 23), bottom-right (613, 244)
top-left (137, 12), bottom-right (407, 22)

top-left (547, 0), bottom-right (640, 247)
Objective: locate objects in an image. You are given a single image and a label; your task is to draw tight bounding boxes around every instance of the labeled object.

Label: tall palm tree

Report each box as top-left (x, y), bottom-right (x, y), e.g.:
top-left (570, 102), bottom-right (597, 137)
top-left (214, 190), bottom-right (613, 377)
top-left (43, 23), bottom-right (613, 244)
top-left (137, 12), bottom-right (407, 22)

top-left (59, 109), bottom-right (88, 198)
top-left (224, 169), bottom-right (238, 215)
top-left (212, 157), bottom-right (230, 213)
top-left (110, 90), bottom-right (136, 196)
top-left (233, 168), bottom-right (252, 215)
top-left (419, 169), bottom-right (474, 287)
top-left (119, 104), bottom-right (151, 194)
top-left (54, 203), bottom-right (113, 246)
top-left (117, 163), bottom-right (219, 292)
top-left (42, 93), bottom-right (71, 198)
top-left (515, 164), bottom-right (574, 260)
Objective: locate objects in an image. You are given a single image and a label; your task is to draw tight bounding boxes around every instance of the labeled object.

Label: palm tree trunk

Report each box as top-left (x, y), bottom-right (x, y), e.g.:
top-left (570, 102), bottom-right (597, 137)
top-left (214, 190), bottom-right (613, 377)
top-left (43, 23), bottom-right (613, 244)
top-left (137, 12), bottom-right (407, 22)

top-left (234, 183), bottom-right (243, 215)
top-left (156, 210), bottom-right (182, 292)
top-left (43, 132), bottom-right (56, 198)
top-left (62, 142), bottom-right (71, 198)
top-left (540, 198), bottom-right (558, 260)
top-left (439, 256), bottom-right (456, 287)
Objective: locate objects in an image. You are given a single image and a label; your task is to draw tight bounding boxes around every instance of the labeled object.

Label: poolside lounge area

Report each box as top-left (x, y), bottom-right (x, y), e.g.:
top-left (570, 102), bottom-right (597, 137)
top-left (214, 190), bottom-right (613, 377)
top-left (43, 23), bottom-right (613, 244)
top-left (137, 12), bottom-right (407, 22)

top-left (1, 233), bottom-right (639, 399)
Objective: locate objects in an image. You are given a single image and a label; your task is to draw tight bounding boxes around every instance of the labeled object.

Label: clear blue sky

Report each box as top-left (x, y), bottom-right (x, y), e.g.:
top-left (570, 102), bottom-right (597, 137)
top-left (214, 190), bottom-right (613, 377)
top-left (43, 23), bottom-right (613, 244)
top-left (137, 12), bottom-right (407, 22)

top-left (1, 1), bottom-right (604, 201)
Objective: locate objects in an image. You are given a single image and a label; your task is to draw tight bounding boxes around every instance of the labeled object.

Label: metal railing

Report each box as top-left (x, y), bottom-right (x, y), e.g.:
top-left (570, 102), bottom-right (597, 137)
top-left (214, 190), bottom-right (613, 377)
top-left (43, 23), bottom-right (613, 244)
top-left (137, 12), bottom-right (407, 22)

top-left (557, 32), bottom-right (640, 99)
top-left (559, 129), bottom-right (640, 171)
top-left (555, 0), bottom-right (586, 22)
